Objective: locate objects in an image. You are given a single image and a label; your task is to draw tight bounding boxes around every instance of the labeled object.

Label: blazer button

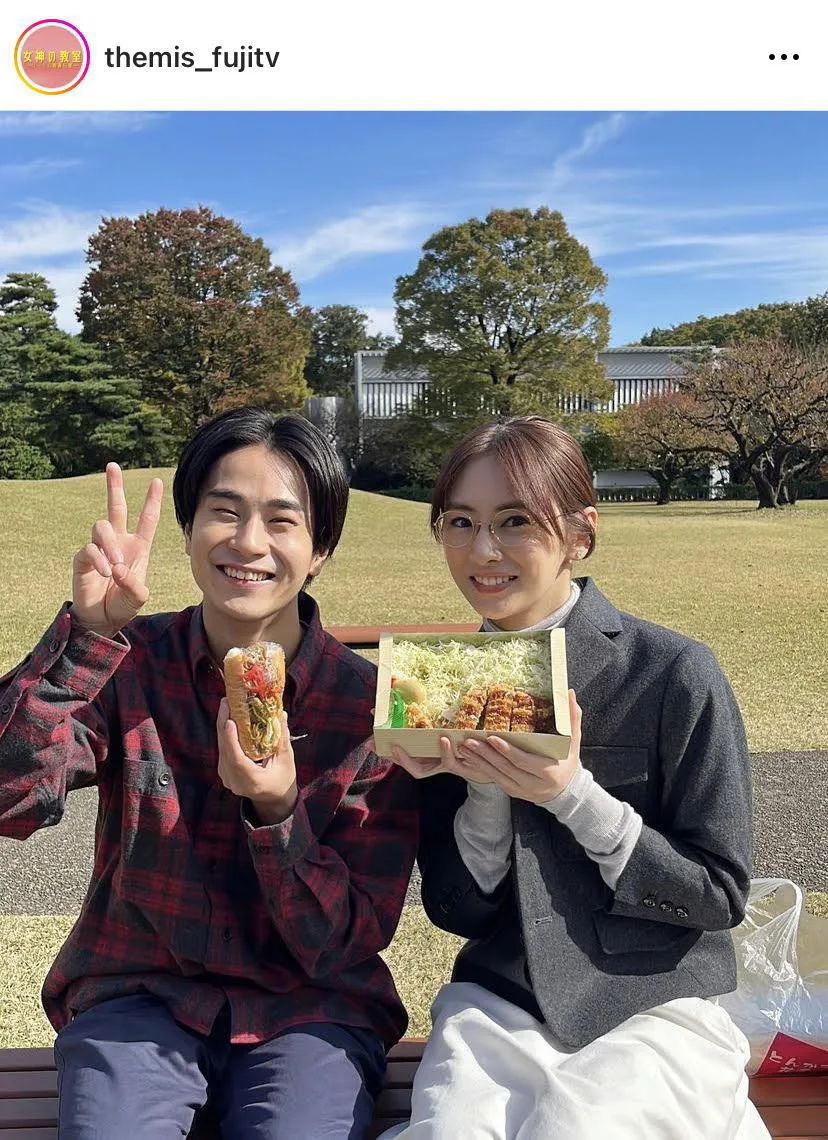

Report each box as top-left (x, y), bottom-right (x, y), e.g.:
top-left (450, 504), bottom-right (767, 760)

top-left (676, 906), bottom-right (689, 918)
top-left (643, 895), bottom-right (657, 908)
top-left (659, 900), bottom-right (674, 913)
top-left (157, 772), bottom-right (171, 787)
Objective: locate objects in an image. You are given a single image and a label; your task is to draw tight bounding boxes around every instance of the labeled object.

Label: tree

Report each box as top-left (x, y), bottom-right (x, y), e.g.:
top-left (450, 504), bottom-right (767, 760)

top-left (640, 292), bottom-right (828, 350)
top-left (640, 302), bottom-right (798, 347)
top-left (365, 332), bottom-right (396, 351)
top-left (0, 272), bottom-right (171, 478)
top-left (678, 338), bottom-right (828, 508)
top-left (610, 392), bottom-right (720, 505)
top-left (387, 207), bottom-right (612, 426)
top-left (789, 291), bottom-right (828, 347)
top-left (305, 305), bottom-right (372, 397)
top-left (78, 206), bottom-right (311, 438)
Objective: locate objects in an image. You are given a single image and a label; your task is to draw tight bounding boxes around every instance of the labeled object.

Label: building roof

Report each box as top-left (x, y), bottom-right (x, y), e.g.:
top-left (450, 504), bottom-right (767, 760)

top-left (356, 346), bottom-right (709, 384)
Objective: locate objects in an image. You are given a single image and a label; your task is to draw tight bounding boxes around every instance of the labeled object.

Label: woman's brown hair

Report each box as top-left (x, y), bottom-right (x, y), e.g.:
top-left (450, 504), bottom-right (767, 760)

top-left (430, 416), bottom-right (597, 557)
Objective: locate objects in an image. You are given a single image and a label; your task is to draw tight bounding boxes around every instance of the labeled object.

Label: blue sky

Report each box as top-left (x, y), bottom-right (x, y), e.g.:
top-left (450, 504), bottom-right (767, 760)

top-left (1, 110), bottom-right (827, 345)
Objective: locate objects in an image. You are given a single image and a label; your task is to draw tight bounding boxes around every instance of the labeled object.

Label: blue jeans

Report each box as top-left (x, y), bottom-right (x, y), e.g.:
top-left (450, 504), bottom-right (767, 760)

top-left (55, 994), bottom-right (386, 1139)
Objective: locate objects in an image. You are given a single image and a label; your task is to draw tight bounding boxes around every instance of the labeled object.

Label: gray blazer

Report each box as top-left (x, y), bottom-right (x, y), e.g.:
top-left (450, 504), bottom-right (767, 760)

top-left (418, 578), bottom-right (753, 1049)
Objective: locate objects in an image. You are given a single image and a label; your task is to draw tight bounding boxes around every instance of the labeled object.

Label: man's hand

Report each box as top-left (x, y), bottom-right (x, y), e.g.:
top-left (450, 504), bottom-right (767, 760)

top-left (217, 699), bottom-right (298, 824)
top-left (71, 463), bottom-right (164, 639)
top-left (454, 689), bottom-right (583, 804)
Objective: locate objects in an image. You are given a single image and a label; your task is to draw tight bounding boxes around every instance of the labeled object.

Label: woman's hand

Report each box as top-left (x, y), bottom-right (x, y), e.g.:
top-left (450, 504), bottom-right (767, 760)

top-left (391, 736), bottom-right (502, 784)
top-left (71, 463), bottom-right (164, 639)
top-left (217, 700), bottom-right (298, 824)
top-left (454, 689), bottom-right (583, 804)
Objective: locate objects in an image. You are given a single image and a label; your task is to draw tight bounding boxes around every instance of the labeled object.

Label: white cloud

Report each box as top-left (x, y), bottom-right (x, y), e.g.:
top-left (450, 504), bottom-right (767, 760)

top-left (0, 202), bottom-right (101, 261)
top-left (0, 158), bottom-right (81, 181)
top-left (546, 113), bottom-right (631, 187)
top-left (0, 203), bottom-right (103, 332)
top-left (31, 262), bottom-right (87, 332)
top-left (270, 203), bottom-right (434, 280)
top-left (612, 229), bottom-right (828, 290)
top-left (363, 306), bottom-right (397, 338)
top-left (0, 112), bottom-right (164, 136)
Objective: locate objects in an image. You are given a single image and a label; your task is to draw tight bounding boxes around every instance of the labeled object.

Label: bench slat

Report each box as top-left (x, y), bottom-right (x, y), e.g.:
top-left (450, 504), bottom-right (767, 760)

top-left (0, 1075), bottom-right (55, 1100)
top-left (0, 1056), bottom-right (54, 1076)
top-left (0, 1100), bottom-right (60, 1128)
top-left (759, 1104), bottom-right (828, 1134)
top-left (0, 1130), bottom-right (57, 1138)
top-left (373, 1088), bottom-right (413, 1114)
top-left (750, 1077), bottom-right (828, 1107)
top-left (383, 1060), bottom-right (420, 1087)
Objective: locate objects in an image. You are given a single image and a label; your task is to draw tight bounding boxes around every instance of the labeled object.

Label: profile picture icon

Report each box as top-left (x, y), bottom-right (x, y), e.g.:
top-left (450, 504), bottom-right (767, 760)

top-left (15, 19), bottom-right (90, 95)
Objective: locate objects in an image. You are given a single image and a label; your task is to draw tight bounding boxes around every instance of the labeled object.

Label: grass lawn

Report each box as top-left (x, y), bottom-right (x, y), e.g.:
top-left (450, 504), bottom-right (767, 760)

top-left (1, 470), bottom-right (826, 751)
top-left (3, 898), bottom-right (828, 1048)
top-left (0, 472), bottom-right (827, 1048)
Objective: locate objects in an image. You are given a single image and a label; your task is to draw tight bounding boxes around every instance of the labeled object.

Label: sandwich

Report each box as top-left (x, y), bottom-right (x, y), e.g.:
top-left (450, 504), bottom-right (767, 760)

top-left (223, 642), bottom-right (285, 760)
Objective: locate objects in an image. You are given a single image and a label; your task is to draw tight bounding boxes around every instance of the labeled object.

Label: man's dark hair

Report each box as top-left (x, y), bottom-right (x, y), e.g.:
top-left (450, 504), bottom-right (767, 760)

top-left (173, 407), bottom-right (349, 560)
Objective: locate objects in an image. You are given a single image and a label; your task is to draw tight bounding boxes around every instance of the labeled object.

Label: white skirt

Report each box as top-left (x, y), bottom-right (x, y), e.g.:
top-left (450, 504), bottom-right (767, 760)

top-left (379, 982), bottom-right (771, 1140)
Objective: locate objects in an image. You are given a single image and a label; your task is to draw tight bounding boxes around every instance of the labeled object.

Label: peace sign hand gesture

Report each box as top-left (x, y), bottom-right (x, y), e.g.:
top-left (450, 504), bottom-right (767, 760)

top-left (71, 463), bottom-right (164, 639)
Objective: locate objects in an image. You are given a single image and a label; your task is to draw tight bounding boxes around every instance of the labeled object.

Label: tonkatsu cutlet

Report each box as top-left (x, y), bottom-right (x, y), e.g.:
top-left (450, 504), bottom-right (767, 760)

top-left (508, 691), bottom-right (536, 733)
top-left (453, 687), bottom-right (489, 730)
top-left (482, 686), bottom-right (515, 733)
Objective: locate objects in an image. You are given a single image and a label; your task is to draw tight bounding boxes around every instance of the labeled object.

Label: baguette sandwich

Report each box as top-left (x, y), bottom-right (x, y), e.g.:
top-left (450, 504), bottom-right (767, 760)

top-left (223, 642), bottom-right (286, 760)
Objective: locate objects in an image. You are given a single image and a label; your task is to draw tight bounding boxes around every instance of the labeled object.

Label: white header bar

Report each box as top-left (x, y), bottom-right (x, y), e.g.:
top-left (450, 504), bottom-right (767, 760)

top-left (0, 0), bottom-right (822, 112)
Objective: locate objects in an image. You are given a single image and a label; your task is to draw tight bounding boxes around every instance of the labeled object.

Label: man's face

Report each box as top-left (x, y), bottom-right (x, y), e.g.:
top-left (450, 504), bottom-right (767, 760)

top-left (185, 443), bottom-right (325, 630)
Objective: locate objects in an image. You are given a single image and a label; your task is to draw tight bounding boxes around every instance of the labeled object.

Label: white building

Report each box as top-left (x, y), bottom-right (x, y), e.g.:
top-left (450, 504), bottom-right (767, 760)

top-left (353, 346), bottom-right (707, 493)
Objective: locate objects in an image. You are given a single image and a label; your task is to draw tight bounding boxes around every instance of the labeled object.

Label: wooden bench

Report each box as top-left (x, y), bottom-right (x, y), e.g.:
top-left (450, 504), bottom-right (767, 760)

top-left (1, 624), bottom-right (826, 1137)
top-left (1, 1040), bottom-right (827, 1138)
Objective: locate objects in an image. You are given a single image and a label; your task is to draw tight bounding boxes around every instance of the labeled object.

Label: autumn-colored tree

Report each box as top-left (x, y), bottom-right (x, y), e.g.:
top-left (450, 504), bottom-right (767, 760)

top-left (678, 338), bottom-right (828, 508)
top-left (610, 392), bottom-right (720, 505)
top-left (78, 206), bottom-right (311, 437)
top-left (388, 207), bottom-right (612, 429)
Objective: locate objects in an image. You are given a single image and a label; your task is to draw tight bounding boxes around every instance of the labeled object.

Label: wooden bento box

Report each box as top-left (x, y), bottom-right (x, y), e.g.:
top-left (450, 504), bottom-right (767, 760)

top-left (373, 629), bottom-right (571, 760)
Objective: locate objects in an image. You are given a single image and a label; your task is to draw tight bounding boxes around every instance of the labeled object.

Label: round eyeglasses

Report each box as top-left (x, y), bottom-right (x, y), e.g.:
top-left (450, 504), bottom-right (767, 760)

top-left (435, 508), bottom-right (544, 549)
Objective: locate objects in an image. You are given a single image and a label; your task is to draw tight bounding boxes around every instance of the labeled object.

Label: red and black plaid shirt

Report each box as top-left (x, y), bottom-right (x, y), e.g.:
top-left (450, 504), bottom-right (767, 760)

top-left (0, 592), bottom-right (418, 1048)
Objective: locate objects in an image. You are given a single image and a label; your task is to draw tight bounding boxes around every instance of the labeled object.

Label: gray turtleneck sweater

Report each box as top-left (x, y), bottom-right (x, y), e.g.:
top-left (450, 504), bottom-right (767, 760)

top-left (454, 581), bottom-right (643, 894)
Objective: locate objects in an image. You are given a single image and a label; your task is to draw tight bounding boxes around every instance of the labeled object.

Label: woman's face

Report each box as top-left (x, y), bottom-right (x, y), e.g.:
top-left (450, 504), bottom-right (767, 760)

top-left (439, 454), bottom-right (595, 630)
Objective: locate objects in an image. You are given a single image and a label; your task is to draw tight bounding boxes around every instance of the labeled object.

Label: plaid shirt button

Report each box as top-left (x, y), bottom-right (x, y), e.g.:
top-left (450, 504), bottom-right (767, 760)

top-left (49, 640), bottom-right (61, 653)
top-left (157, 772), bottom-right (171, 787)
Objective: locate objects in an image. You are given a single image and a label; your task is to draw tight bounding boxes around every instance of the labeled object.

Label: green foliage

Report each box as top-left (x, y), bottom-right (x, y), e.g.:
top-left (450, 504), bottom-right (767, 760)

top-left (640, 302), bottom-right (797, 347)
top-left (640, 292), bottom-right (828, 349)
top-left (305, 305), bottom-right (372, 397)
top-left (579, 413), bottom-right (622, 471)
top-left (78, 206), bottom-right (311, 440)
top-left (388, 207), bottom-right (612, 419)
top-left (0, 272), bottom-right (172, 478)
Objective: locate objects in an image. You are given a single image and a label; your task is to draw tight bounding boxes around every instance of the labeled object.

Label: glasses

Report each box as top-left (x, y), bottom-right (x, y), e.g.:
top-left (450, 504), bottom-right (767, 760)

top-left (435, 508), bottom-right (545, 549)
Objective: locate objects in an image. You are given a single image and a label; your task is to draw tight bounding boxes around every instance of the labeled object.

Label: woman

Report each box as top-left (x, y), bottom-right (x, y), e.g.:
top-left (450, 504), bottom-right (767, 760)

top-left (384, 417), bottom-right (769, 1140)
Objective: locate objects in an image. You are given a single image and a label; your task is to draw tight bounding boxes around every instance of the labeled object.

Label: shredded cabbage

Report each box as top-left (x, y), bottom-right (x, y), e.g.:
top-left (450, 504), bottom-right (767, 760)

top-left (392, 637), bottom-right (551, 722)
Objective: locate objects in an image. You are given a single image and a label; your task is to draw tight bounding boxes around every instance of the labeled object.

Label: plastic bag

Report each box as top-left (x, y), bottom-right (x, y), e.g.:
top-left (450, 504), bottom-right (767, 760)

top-left (717, 877), bottom-right (828, 1075)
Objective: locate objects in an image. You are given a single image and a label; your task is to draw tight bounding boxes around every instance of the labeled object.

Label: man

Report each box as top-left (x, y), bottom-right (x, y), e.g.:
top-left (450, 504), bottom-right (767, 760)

top-left (0, 407), bottom-right (417, 1139)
